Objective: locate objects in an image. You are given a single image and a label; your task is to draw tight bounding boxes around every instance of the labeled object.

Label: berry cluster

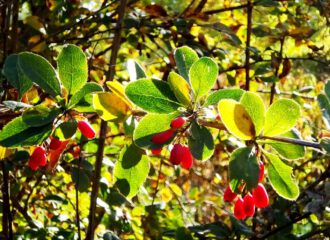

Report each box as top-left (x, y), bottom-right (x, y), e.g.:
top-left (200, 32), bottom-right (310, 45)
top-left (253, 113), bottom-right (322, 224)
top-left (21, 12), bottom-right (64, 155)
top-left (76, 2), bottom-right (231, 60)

top-left (150, 117), bottom-right (193, 169)
top-left (224, 162), bottom-right (269, 220)
top-left (28, 120), bottom-right (95, 171)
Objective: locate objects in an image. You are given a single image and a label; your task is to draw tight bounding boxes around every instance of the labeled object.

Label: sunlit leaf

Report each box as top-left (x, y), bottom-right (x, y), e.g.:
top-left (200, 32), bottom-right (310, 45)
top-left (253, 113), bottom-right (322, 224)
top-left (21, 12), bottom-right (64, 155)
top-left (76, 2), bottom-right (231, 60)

top-left (189, 57), bottom-right (218, 101)
top-left (114, 144), bottom-right (149, 198)
top-left (218, 99), bottom-right (255, 140)
top-left (127, 59), bottom-right (147, 81)
top-left (204, 88), bottom-right (244, 106)
top-left (264, 99), bottom-right (301, 137)
top-left (174, 46), bottom-right (199, 82)
top-left (57, 44), bottom-right (88, 95)
top-left (264, 151), bottom-right (299, 200)
top-left (168, 71), bottom-right (192, 107)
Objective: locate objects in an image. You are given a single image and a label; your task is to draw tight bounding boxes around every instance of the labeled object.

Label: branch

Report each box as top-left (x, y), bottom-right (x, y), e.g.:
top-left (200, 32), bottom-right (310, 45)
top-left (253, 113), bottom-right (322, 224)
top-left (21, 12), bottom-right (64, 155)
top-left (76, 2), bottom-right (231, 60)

top-left (260, 136), bottom-right (322, 149)
top-left (86, 0), bottom-right (127, 239)
top-left (258, 212), bottom-right (312, 239)
top-left (245, 0), bottom-right (253, 91)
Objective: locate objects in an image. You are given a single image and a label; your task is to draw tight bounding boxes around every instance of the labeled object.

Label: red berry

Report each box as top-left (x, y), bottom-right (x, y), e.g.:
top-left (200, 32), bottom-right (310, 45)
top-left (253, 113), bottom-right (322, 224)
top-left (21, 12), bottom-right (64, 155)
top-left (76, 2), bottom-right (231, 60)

top-left (29, 146), bottom-right (47, 171)
top-left (170, 117), bottom-right (186, 129)
top-left (224, 185), bottom-right (237, 202)
top-left (234, 197), bottom-right (246, 220)
top-left (258, 161), bottom-right (264, 183)
top-left (151, 129), bottom-right (174, 144)
top-left (49, 138), bottom-right (62, 150)
top-left (243, 193), bottom-right (255, 217)
top-left (77, 120), bottom-right (96, 139)
top-left (180, 146), bottom-right (193, 169)
top-left (151, 149), bottom-right (162, 155)
top-left (170, 144), bottom-right (182, 165)
top-left (252, 183), bottom-right (269, 208)
top-left (28, 159), bottom-right (39, 171)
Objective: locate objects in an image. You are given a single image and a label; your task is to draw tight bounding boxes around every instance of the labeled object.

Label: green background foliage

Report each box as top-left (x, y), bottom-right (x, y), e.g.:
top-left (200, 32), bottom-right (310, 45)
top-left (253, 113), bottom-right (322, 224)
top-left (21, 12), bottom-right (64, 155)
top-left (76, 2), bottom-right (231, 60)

top-left (0, 0), bottom-right (329, 239)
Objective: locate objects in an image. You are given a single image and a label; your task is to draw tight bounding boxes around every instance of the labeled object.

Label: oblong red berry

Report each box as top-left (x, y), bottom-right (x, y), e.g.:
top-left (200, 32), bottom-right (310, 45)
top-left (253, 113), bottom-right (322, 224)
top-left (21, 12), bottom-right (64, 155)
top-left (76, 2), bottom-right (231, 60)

top-left (170, 144), bottom-right (182, 165)
top-left (234, 197), bottom-right (246, 220)
top-left (252, 183), bottom-right (269, 208)
top-left (258, 161), bottom-right (264, 183)
top-left (243, 193), bottom-right (255, 217)
top-left (180, 146), bottom-right (193, 169)
top-left (224, 185), bottom-right (237, 202)
top-left (151, 149), bottom-right (162, 155)
top-left (49, 137), bottom-right (62, 150)
top-left (170, 117), bottom-right (186, 129)
top-left (151, 129), bottom-right (174, 144)
top-left (29, 146), bottom-right (47, 170)
top-left (77, 120), bottom-right (96, 139)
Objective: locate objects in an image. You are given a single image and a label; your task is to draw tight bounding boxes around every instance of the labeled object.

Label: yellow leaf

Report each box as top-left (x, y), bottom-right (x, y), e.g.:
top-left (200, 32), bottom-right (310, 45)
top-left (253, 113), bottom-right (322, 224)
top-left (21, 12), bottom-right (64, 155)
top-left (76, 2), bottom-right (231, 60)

top-left (218, 99), bottom-right (255, 140)
top-left (168, 71), bottom-right (192, 107)
top-left (93, 92), bottom-right (130, 121)
top-left (160, 187), bottom-right (173, 203)
top-left (0, 146), bottom-right (12, 159)
top-left (106, 81), bottom-right (132, 107)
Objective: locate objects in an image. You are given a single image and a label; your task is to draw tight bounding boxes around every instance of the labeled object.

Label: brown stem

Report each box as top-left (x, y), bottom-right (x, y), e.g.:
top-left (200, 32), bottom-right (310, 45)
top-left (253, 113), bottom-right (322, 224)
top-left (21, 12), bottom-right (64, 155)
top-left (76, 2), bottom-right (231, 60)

top-left (260, 136), bottom-right (321, 149)
top-left (86, 0), bottom-right (127, 239)
top-left (245, 0), bottom-right (252, 91)
top-left (1, 161), bottom-right (13, 239)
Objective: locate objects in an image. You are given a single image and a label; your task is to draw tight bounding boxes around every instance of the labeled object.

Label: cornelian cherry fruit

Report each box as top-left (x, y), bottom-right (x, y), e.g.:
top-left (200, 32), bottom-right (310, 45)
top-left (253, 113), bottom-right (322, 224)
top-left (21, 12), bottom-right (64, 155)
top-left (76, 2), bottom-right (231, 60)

top-left (151, 149), bottom-right (162, 154)
top-left (243, 193), bottom-right (255, 217)
top-left (258, 161), bottom-right (264, 183)
top-left (170, 117), bottom-right (186, 129)
top-left (170, 144), bottom-right (182, 165)
top-left (151, 129), bottom-right (174, 144)
top-left (224, 185), bottom-right (237, 202)
top-left (234, 197), bottom-right (246, 220)
top-left (49, 138), bottom-right (62, 150)
top-left (77, 120), bottom-right (96, 139)
top-left (28, 146), bottom-right (47, 171)
top-left (180, 146), bottom-right (193, 169)
top-left (252, 183), bottom-right (269, 208)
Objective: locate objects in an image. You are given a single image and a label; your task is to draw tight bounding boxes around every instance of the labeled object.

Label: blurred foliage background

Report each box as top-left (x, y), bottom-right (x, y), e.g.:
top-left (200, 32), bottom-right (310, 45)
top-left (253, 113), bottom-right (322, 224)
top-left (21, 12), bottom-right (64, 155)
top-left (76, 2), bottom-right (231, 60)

top-left (0, 0), bottom-right (330, 239)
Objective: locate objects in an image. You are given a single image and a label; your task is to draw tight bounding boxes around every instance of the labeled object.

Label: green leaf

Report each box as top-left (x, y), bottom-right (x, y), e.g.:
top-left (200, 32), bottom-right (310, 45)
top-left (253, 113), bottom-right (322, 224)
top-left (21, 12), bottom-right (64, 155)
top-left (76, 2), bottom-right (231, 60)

top-left (317, 94), bottom-right (330, 129)
top-left (168, 71), bottom-right (192, 107)
top-left (125, 79), bottom-right (182, 113)
top-left (57, 44), bottom-right (88, 95)
top-left (22, 105), bottom-right (60, 127)
top-left (320, 138), bottom-right (330, 154)
top-left (113, 144), bottom-right (149, 198)
top-left (67, 83), bottom-right (103, 109)
top-left (127, 59), bottom-right (147, 81)
top-left (0, 116), bottom-right (52, 147)
top-left (240, 92), bottom-right (265, 136)
top-left (133, 112), bottom-right (180, 149)
top-left (3, 101), bottom-right (31, 111)
top-left (264, 151), bottom-right (299, 200)
top-left (218, 99), bottom-right (255, 140)
top-left (3, 54), bottom-right (33, 98)
top-left (325, 81), bottom-right (330, 100)
top-left (71, 167), bottom-right (90, 192)
top-left (229, 147), bottom-right (259, 191)
top-left (18, 52), bottom-right (61, 97)
top-left (93, 92), bottom-right (130, 121)
top-left (188, 122), bottom-right (214, 160)
top-left (265, 129), bottom-right (305, 160)
top-left (53, 121), bottom-right (77, 140)
top-left (204, 88), bottom-right (244, 106)
top-left (189, 57), bottom-right (218, 101)
top-left (174, 46), bottom-right (199, 82)
top-left (264, 99), bottom-right (301, 137)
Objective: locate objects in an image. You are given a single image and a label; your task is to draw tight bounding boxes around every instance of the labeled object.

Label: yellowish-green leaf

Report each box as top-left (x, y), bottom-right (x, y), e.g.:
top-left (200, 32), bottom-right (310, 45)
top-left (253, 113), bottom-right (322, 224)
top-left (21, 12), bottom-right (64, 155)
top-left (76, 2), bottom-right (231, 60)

top-left (93, 92), bottom-right (131, 121)
top-left (168, 71), bottom-right (191, 107)
top-left (240, 92), bottom-right (265, 136)
top-left (264, 99), bottom-right (301, 137)
top-left (106, 81), bottom-right (132, 107)
top-left (218, 99), bottom-right (255, 140)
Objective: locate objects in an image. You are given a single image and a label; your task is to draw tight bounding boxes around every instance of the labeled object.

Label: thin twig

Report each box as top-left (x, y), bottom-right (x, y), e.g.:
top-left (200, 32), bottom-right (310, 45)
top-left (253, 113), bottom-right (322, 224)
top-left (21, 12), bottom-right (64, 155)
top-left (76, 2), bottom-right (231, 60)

top-left (151, 159), bottom-right (164, 206)
top-left (245, 0), bottom-right (252, 91)
top-left (86, 0), bottom-right (127, 239)
top-left (260, 136), bottom-right (321, 149)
